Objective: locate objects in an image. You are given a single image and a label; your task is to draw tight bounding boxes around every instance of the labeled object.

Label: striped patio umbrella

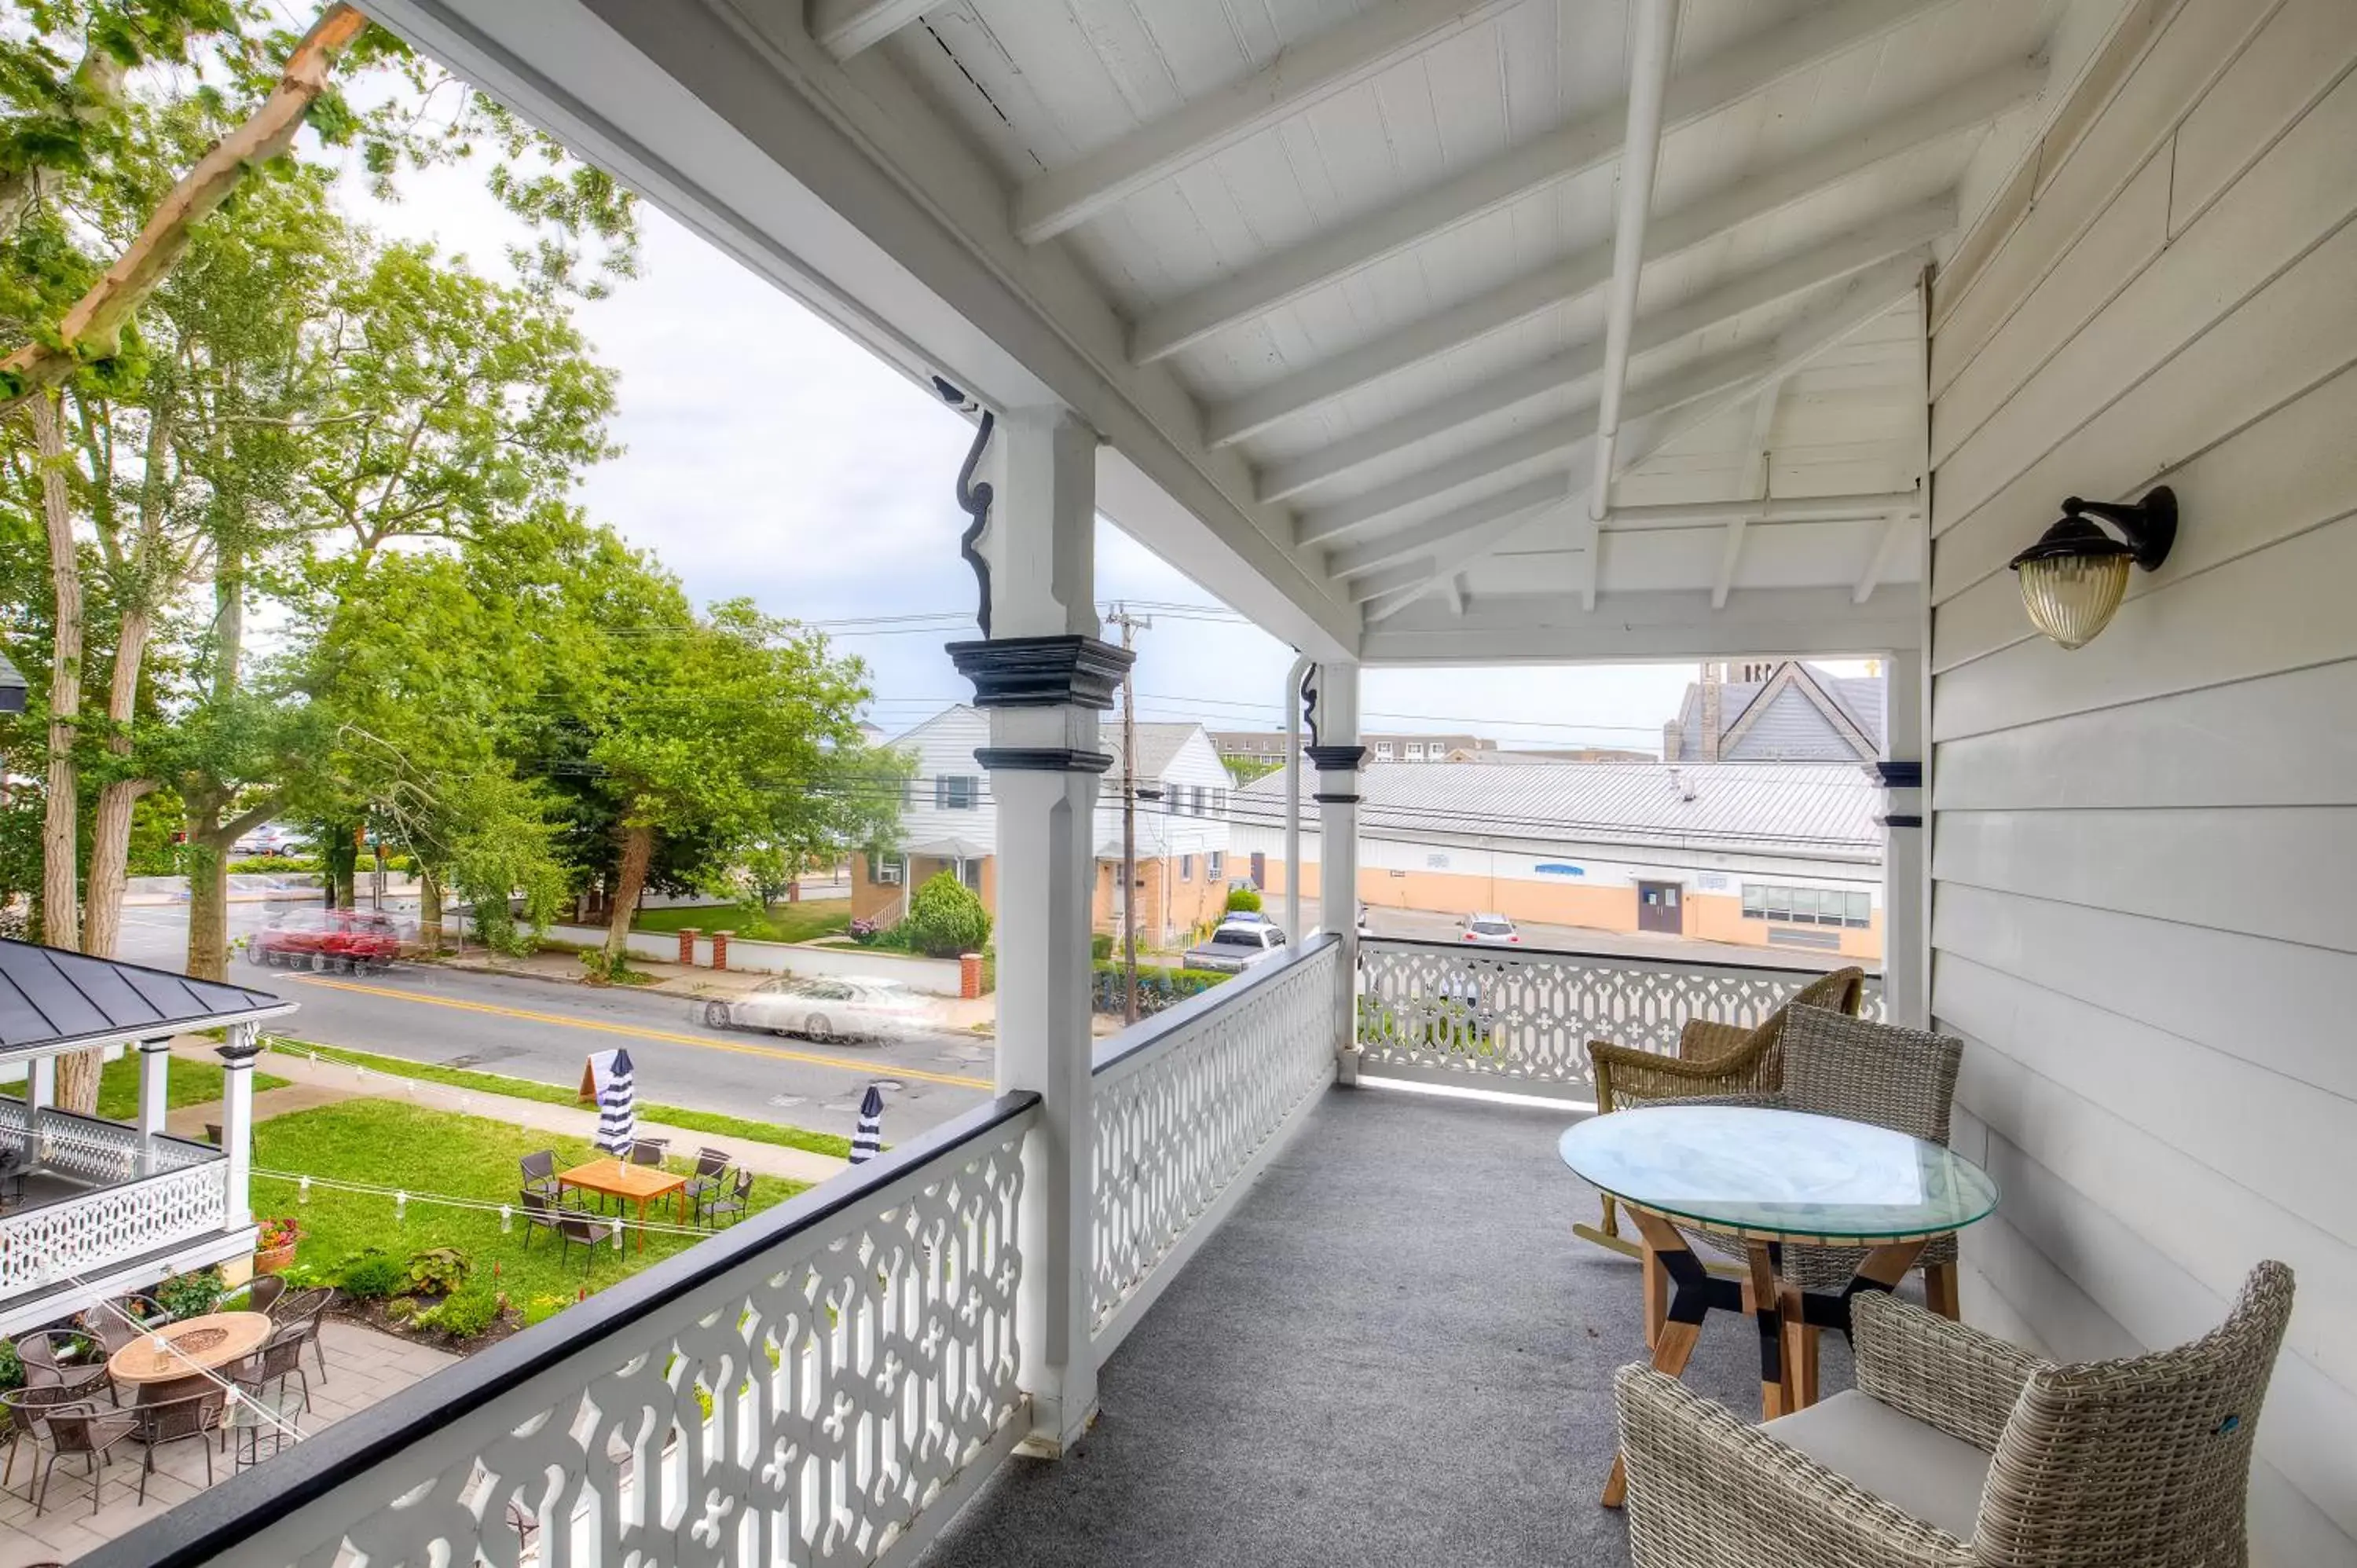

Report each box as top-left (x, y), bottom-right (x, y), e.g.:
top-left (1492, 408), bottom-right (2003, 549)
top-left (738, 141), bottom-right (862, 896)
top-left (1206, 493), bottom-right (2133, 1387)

top-left (850, 1084), bottom-right (884, 1165)
top-left (593, 1047), bottom-right (636, 1155)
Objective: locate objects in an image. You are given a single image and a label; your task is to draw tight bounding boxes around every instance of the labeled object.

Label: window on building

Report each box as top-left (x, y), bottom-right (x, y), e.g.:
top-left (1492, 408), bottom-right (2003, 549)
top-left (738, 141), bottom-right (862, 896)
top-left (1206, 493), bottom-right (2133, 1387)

top-left (936, 775), bottom-right (977, 810)
top-left (1179, 855), bottom-right (1193, 881)
top-left (1406, 742), bottom-right (1425, 760)
top-left (1375, 742), bottom-right (1395, 760)
top-left (875, 854), bottom-right (904, 886)
top-left (1207, 850), bottom-right (1223, 881)
top-left (962, 859), bottom-right (983, 892)
top-left (1741, 884), bottom-right (1871, 929)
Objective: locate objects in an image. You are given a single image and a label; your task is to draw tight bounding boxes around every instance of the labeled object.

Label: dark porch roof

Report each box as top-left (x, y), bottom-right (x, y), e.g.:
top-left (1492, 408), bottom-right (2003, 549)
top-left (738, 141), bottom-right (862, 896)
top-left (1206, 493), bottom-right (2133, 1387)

top-left (0, 939), bottom-right (288, 1057)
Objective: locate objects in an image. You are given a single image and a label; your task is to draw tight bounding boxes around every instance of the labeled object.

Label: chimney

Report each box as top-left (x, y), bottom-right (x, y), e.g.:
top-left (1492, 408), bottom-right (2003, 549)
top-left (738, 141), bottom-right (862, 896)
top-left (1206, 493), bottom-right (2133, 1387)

top-left (1662, 720), bottom-right (1681, 761)
top-left (1700, 661), bottom-right (1722, 763)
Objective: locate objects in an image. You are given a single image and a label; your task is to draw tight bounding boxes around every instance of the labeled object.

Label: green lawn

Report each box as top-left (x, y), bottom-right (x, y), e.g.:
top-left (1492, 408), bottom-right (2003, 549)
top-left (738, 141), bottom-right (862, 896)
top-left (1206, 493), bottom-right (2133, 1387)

top-left (4, 1053), bottom-right (289, 1120)
top-left (251, 1098), bottom-right (805, 1328)
top-left (631, 899), bottom-right (850, 945)
top-left (279, 1039), bottom-right (854, 1160)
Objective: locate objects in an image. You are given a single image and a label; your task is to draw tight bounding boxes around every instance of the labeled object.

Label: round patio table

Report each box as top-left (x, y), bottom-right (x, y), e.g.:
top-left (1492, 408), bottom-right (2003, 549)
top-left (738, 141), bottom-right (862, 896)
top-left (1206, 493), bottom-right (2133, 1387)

top-left (1559, 1105), bottom-right (1998, 1508)
top-left (107, 1310), bottom-right (272, 1402)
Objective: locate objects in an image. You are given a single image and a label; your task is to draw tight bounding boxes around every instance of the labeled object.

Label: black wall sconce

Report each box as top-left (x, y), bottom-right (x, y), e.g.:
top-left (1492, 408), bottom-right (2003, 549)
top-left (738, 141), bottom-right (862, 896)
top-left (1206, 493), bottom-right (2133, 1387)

top-left (2008, 485), bottom-right (2176, 649)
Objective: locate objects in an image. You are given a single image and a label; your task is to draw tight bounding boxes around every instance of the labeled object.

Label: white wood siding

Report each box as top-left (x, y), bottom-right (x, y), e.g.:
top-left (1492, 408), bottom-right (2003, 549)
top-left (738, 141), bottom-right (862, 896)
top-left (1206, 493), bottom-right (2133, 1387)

top-left (1927, 3), bottom-right (2357, 1557)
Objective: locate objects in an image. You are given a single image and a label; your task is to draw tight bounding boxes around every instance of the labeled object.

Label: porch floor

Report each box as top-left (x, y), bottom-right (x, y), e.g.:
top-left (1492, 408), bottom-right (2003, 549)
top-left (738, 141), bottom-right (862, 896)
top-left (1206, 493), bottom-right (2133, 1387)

top-left (922, 1085), bottom-right (1862, 1568)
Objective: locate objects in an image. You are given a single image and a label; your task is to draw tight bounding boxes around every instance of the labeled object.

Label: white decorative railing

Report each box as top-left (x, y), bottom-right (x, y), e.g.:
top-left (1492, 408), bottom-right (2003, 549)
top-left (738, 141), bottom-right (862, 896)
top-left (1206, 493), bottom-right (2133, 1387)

top-left (1355, 938), bottom-right (1884, 1100)
top-left (1091, 935), bottom-right (1340, 1346)
top-left (0, 1156), bottom-right (229, 1298)
top-left (101, 1094), bottom-right (1038, 1568)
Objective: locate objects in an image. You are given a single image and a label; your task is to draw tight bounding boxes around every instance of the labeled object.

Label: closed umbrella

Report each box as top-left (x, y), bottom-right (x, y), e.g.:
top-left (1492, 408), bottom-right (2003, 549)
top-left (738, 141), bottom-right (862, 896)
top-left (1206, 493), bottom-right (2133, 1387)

top-left (850, 1084), bottom-right (883, 1165)
top-left (594, 1047), bottom-right (636, 1155)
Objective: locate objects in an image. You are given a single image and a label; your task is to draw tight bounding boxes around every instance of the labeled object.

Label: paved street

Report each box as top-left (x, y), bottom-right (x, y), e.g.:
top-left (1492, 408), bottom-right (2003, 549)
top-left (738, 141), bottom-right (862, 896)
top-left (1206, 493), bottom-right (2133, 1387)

top-left (115, 901), bottom-right (994, 1141)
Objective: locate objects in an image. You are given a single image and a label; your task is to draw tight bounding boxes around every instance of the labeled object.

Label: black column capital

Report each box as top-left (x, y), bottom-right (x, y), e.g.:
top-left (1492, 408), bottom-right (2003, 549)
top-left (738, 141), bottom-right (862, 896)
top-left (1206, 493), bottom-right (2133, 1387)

top-left (1306, 743), bottom-right (1369, 771)
top-left (137, 1037), bottom-right (173, 1053)
top-left (1872, 760), bottom-right (1923, 789)
top-left (973, 747), bottom-right (1115, 774)
top-left (216, 1041), bottom-right (263, 1067)
top-left (947, 635), bottom-right (1135, 709)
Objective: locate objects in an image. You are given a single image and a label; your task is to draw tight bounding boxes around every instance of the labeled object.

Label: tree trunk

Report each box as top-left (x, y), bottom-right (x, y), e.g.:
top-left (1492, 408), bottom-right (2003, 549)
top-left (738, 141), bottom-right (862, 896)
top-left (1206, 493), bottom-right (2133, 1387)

top-left (603, 823), bottom-right (654, 966)
top-left (185, 831), bottom-right (229, 980)
top-left (80, 606), bottom-right (155, 958)
top-left (32, 391), bottom-right (82, 950)
top-left (324, 828), bottom-right (357, 911)
top-left (419, 867), bottom-right (443, 950)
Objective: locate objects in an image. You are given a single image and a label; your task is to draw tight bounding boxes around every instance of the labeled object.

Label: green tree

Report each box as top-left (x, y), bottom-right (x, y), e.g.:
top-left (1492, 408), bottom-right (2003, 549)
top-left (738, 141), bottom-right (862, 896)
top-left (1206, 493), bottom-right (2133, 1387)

top-left (904, 870), bottom-right (991, 958)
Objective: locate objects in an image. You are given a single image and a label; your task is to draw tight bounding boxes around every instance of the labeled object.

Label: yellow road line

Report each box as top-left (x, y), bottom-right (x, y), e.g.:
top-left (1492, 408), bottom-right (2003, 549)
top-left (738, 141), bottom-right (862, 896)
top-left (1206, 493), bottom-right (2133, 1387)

top-left (285, 974), bottom-right (992, 1090)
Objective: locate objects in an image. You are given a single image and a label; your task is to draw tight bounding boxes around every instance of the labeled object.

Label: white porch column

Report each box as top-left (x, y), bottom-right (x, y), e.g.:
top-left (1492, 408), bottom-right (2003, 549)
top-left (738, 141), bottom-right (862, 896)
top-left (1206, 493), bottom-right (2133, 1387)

top-left (1306, 662), bottom-right (1365, 1080)
top-left (136, 1036), bottom-right (172, 1141)
top-left (945, 402), bottom-right (1118, 1456)
top-left (1879, 650), bottom-right (1928, 1028)
top-left (27, 1053), bottom-right (54, 1112)
top-left (217, 1022), bottom-right (261, 1228)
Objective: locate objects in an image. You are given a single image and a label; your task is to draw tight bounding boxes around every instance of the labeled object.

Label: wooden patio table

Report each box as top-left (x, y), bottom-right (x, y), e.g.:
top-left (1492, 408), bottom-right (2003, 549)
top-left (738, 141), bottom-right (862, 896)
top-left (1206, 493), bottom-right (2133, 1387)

top-left (1558, 1105), bottom-right (1999, 1509)
top-left (557, 1156), bottom-right (689, 1251)
top-left (107, 1309), bottom-right (273, 1405)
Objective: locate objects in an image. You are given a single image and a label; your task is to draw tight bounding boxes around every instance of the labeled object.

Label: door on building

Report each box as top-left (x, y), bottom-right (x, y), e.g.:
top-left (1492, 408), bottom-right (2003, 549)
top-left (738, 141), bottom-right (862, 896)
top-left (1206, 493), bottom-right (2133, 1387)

top-left (1637, 881), bottom-right (1682, 935)
top-left (1249, 852), bottom-right (1266, 888)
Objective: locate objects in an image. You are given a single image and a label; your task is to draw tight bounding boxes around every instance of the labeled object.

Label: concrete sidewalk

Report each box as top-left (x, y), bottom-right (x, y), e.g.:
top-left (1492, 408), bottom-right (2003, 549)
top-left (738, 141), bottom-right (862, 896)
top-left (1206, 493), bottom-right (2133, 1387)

top-left (170, 1039), bottom-right (850, 1186)
top-left (427, 946), bottom-right (1001, 1029)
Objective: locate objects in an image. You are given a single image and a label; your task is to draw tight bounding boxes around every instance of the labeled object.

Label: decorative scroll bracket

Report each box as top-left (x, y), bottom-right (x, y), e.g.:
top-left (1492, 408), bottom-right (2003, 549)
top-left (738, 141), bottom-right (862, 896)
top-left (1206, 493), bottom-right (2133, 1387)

top-left (937, 377), bottom-right (996, 638)
top-left (1299, 662), bottom-right (1321, 749)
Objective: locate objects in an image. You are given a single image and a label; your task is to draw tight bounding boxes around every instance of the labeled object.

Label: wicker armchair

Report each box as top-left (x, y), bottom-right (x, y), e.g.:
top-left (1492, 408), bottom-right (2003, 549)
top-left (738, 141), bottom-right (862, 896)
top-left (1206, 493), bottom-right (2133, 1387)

top-left (1616, 1262), bottom-right (2295, 1568)
top-left (1582, 966), bottom-right (1865, 1248)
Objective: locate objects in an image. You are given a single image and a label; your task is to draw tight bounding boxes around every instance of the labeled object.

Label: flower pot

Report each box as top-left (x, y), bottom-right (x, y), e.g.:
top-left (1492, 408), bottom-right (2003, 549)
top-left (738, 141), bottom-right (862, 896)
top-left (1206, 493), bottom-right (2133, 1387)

top-left (253, 1242), bottom-right (298, 1275)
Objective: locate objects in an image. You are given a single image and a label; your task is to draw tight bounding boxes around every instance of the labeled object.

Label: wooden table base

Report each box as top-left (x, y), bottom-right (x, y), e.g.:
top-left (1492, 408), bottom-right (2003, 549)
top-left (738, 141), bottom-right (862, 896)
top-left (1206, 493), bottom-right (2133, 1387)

top-left (1601, 1209), bottom-right (1930, 1509)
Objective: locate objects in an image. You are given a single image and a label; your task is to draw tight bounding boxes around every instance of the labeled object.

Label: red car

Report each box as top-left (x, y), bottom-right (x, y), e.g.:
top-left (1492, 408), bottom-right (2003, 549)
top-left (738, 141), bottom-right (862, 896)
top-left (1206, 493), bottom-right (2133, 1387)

top-left (248, 910), bottom-right (405, 973)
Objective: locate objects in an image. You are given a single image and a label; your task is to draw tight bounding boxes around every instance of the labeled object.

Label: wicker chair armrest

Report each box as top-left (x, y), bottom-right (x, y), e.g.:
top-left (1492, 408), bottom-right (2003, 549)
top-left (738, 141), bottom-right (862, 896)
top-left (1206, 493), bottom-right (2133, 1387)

top-left (1851, 1291), bottom-right (2041, 1453)
top-left (1678, 1017), bottom-right (1754, 1060)
top-left (1589, 1038), bottom-right (1773, 1108)
top-left (1615, 1365), bottom-right (1972, 1568)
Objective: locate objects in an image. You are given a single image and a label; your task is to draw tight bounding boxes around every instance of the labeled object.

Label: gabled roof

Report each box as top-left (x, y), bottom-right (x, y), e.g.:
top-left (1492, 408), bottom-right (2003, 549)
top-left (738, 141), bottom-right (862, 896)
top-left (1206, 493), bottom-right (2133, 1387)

top-left (1106, 722), bottom-right (1203, 781)
top-left (1233, 760), bottom-right (1879, 859)
top-left (0, 940), bottom-right (291, 1057)
top-left (1678, 661), bottom-right (1882, 763)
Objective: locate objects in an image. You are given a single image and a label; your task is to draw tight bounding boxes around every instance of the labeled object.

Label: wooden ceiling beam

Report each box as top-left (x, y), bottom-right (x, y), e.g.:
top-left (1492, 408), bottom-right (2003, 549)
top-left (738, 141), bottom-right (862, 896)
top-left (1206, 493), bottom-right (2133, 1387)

top-left (807, 0), bottom-right (932, 60)
top-left (1132, 0), bottom-right (1956, 364)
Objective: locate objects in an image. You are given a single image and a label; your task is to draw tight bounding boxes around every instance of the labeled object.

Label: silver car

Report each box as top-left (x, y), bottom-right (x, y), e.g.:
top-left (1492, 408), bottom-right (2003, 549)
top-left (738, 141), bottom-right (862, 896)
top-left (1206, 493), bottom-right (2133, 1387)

top-left (702, 976), bottom-right (930, 1045)
top-left (1184, 920), bottom-right (1288, 973)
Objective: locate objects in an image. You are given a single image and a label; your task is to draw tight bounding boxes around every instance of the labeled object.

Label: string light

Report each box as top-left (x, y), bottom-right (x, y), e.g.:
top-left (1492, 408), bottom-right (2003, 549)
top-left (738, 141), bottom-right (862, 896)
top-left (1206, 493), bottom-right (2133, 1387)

top-left (298, 1174), bottom-right (311, 1204)
top-left (251, 1170), bottom-right (724, 1240)
top-left (499, 1204), bottom-right (511, 1233)
top-left (394, 1189), bottom-right (407, 1219)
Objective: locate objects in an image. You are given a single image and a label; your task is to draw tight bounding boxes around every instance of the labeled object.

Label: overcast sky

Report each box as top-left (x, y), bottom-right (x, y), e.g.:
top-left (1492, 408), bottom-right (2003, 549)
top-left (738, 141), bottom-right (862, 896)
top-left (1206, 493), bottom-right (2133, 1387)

top-left (342, 142), bottom-right (1736, 755)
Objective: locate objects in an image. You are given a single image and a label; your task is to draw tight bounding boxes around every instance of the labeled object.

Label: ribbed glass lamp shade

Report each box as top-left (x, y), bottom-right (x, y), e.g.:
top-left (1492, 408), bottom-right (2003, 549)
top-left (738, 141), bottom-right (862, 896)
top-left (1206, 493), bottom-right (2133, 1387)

top-left (2016, 551), bottom-right (2131, 649)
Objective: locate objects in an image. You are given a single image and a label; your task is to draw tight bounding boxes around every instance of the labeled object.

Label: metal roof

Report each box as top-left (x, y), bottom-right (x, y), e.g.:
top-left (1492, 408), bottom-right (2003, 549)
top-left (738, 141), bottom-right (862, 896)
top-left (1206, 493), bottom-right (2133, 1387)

top-left (0, 940), bottom-right (291, 1057)
top-left (1235, 758), bottom-right (1880, 856)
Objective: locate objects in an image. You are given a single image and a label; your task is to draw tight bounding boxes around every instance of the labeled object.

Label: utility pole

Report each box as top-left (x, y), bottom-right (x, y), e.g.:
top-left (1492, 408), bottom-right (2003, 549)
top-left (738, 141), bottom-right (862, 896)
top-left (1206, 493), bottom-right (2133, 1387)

top-left (1105, 604), bottom-right (1151, 1023)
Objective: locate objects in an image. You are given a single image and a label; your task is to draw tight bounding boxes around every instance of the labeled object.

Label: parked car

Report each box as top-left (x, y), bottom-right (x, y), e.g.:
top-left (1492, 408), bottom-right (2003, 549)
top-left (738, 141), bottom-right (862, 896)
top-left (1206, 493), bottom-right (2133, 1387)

top-left (1183, 919), bottom-right (1288, 973)
top-left (702, 976), bottom-right (929, 1045)
top-left (231, 822), bottom-right (312, 858)
top-left (246, 909), bottom-right (405, 973)
top-left (1356, 902), bottom-right (1373, 939)
top-left (1459, 913), bottom-right (1519, 945)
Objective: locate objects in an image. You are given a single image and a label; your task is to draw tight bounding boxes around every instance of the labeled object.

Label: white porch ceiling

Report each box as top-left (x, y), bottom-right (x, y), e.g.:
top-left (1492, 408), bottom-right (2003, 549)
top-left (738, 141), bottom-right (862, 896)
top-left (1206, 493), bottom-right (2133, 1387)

top-left (365, 0), bottom-right (2131, 660)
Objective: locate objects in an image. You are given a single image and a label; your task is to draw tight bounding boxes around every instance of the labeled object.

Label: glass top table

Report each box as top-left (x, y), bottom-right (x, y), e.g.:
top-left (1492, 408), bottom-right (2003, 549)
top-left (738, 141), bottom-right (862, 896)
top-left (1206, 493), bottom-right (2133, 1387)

top-left (1558, 1105), bottom-right (1999, 1244)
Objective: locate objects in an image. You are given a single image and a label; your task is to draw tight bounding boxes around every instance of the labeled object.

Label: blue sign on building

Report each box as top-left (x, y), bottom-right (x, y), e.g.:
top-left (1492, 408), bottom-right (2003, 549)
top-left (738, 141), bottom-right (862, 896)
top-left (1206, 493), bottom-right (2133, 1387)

top-left (1533, 863), bottom-right (1585, 877)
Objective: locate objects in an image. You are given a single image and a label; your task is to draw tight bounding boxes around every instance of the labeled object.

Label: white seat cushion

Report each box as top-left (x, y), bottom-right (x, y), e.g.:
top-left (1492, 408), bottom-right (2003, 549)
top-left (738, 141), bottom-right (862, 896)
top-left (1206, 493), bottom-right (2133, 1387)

top-left (1760, 1389), bottom-right (1990, 1540)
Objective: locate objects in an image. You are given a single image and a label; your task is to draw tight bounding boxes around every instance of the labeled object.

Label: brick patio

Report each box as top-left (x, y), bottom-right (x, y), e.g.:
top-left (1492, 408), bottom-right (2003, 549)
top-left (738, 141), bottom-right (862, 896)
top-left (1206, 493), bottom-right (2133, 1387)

top-left (0, 1318), bottom-right (458, 1567)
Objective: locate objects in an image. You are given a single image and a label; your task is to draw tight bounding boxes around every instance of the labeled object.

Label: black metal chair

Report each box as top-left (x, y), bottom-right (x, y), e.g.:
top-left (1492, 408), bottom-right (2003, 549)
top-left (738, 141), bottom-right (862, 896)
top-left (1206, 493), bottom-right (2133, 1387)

top-left (273, 1286), bottom-right (335, 1387)
top-left (683, 1146), bottom-right (731, 1225)
top-left (702, 1167), bottom-right (755, 1229)
top-left (80, 1293), bottom-right (175, 1358)
top-left (129, 1387), bottom-right (225, 1501)
top-left (16, 1330), bottom-right (110, 1401)
top-left (1, 1382), bottom-right (75, 1495)
top-left (242, 1273), bottom-right (287, 1317)
top-left (35, 1399), bottom-right (139, 1516)
top-left (230, 1321), bottom-right (313, 1419)
top-left (520, 1149), bottom-right (562, 1199)
top-left (629, 1138), bottom-right (668, 1167)
top-left (555, 1210), bottom-right (613, 1275)
top-left (519, 1188), bottom-right (567, 1248)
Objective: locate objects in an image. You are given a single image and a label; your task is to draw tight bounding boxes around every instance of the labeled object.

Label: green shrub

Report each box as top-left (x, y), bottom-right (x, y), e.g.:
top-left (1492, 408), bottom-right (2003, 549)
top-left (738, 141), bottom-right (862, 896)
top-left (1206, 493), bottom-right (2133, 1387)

top-left (339, 1250), bottom-right (407, 1300)
top-left (228, 855), bottom-right (322, 875)
top-left (154, 1267), bottom-right (227, 1320)
top-left (0, 1339), bottom-right (21, 1390)
top-left (415, 1287), bottom-right (504, 1339)
top-left (1225, 886), bottom-right (1263, 914)
top-left (406, 1247), bottom-right (471, 1295)
top-left (1088, 962), bottom-right (1230, 1014)
top-left (1091, 932), bottom-right (1115, 961)
top-left (385, 1295), bottom-right (420, 1322)
top-left (903, 871), bottom-right (991, 958)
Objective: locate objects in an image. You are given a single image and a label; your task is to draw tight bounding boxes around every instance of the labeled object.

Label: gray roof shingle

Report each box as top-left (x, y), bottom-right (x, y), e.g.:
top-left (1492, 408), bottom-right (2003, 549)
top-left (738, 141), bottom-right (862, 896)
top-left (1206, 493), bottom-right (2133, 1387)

top-left (0, 940), bottom-right (288, 1056)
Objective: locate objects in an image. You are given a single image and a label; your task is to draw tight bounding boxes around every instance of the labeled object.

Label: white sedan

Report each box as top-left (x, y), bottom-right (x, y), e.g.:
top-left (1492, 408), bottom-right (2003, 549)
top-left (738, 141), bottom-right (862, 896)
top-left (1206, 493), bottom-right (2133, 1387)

top-left (702, 977), bottom-right (931, 1045)
top-left (1459, 913), bottom-right (1521, 945)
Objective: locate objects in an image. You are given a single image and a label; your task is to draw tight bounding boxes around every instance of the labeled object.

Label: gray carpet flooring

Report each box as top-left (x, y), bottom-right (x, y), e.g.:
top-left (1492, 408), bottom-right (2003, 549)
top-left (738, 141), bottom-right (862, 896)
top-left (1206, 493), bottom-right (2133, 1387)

top-left (919, 1084), bottom-right (1858, 1568)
